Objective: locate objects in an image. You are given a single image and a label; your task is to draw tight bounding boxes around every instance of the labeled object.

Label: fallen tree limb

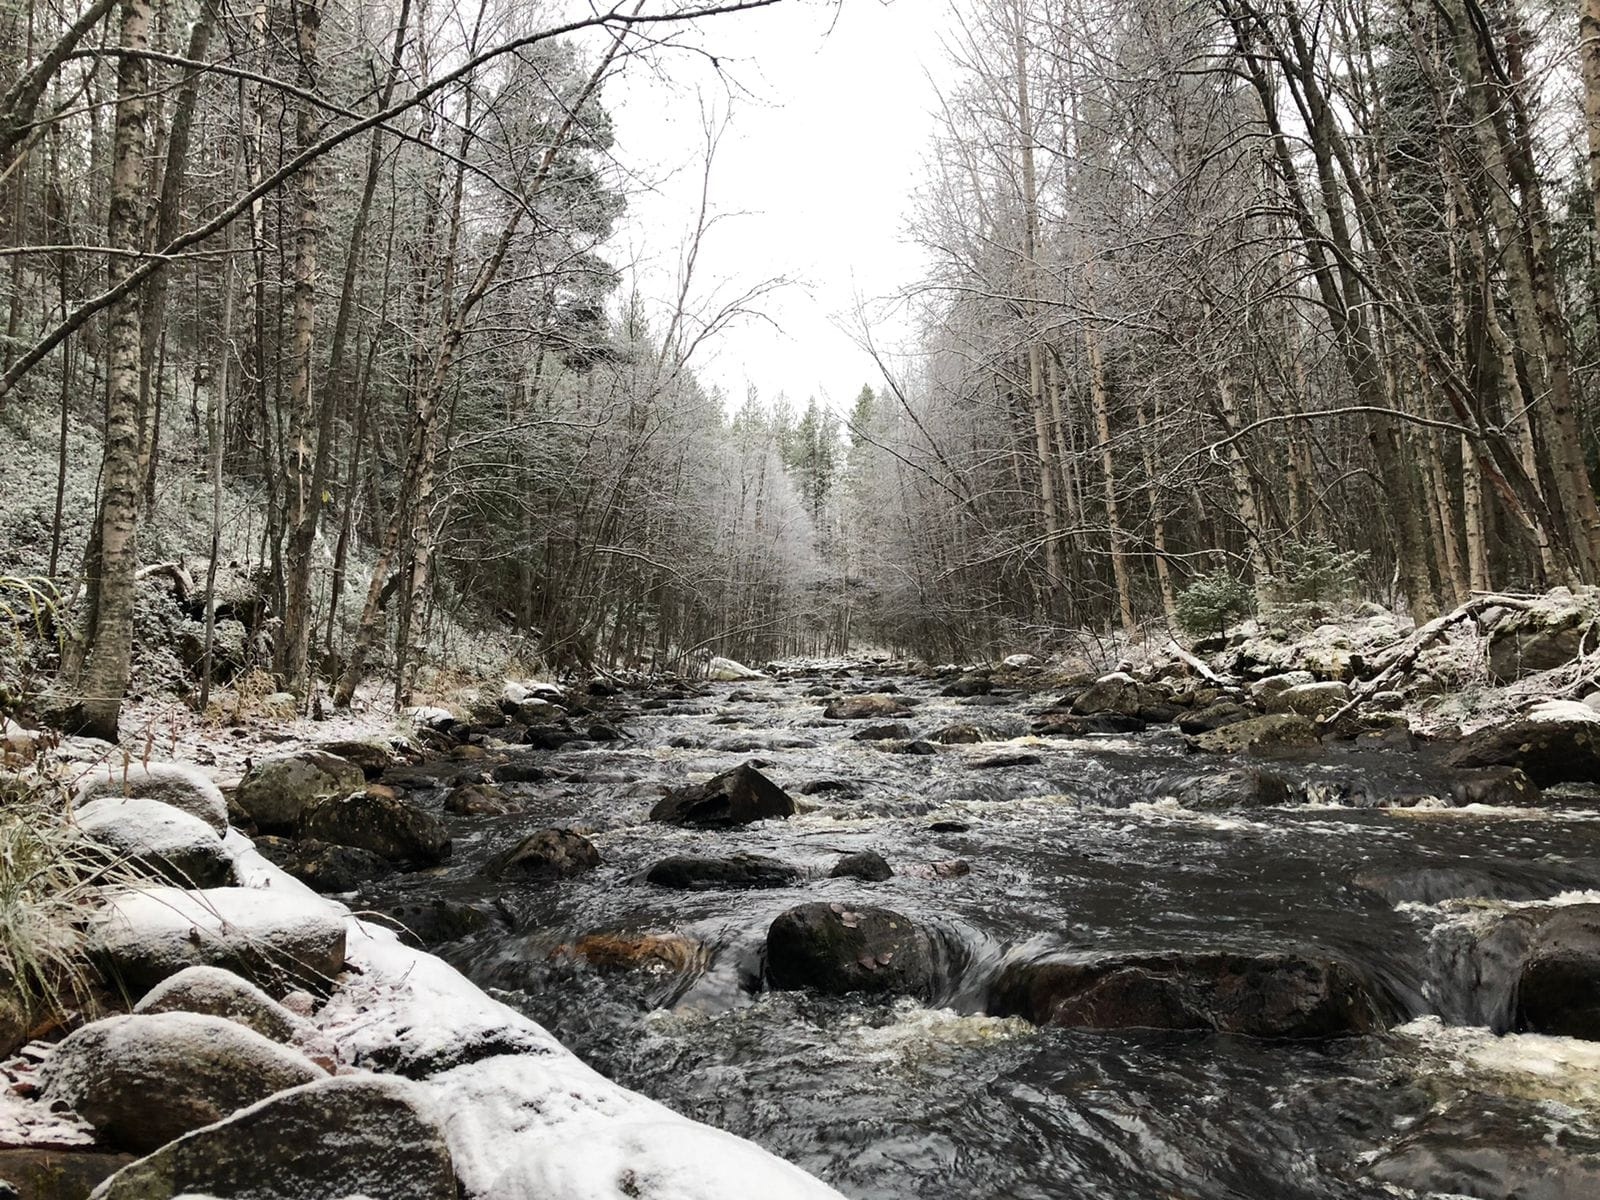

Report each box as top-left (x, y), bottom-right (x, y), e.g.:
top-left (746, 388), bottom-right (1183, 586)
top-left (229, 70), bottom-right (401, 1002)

top-left (1328, 592), bottom-right (1539, 725)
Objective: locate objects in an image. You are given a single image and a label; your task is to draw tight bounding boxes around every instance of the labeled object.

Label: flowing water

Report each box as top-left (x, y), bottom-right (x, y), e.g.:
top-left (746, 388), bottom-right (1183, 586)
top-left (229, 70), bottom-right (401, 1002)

top-left (365, 666), bottom-right (1600, 1199)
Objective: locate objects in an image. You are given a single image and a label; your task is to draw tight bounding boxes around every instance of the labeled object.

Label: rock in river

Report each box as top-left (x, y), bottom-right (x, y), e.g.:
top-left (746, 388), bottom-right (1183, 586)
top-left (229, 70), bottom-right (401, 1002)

top-left (766, 902), bottom-right (940, 999)
top-left (646, 853), bottom-right (798, 890)
top-left (1445, 701), bottom-right (1600, 785)
top-left (823, 693), bottom-right (913, 720)
top-left (300, 789), bottom-right (451, 867)
top-left (482, 827), bottom-right (601, 880)
top-left (235, 751), bottom-right (366, 834)
top-left (649, 762), bottom-right (798, 828)
top-left (988, 950), bottom-right (1389, 1037)
top-left (1186, 713), bottom-right (1320, 755)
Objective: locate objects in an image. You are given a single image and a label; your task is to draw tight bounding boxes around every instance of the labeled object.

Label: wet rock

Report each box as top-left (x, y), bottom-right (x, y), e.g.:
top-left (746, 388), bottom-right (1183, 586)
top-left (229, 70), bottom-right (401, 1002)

top-left (523, 722), bottom-right (584, 750)
top-left (934, 723), bottom-right (999, 744)
top-left (940, 673), bottom-right (992, 697)
top-left (90, 887), bottom-right (347, 996)
top-left (989, 951), bottom-right (1387, 1037)
top-left (557, 932), bottom-right (706, 975)
top-left (41, 1012), bottom-right (325, 1153)
top-left (881, 739), bottom-right (939, 755)
top-left (645, 853), bottom-right (798, 890)
top-left (510, 698), bottom-right (564, 724)
top-left (483, 827), bottom-right (600, 880)
top-left (1166, 767), bottom-right (1292, 809)
top-left (236, 752), bottom-right (366, 835)
top-left (73, 795), bottom-right (235, 887)
top-left (830, 850), bottom-right (893, 882)
top-left (490, 760), bottom-right (548, 784)
top-left (312, 739), bottom-right (399, 780)
top-left (852, 722), bottom-right (912, 742)
top-left (766, 902), bottom-right (940, 999)
top-left (800, 778), bottom-right (858, 795)
top-left (73, 761), bottom-right (229, 833)
top-left (1515, 905), bottom-right (1600, 1039)
top-left (929, 820), bottom-right (970, 833)
top-left (133, 965), bottom-right (307, 1043)
top-left (1176, 702), bottom-right (1253, 735)
top-left (1186, 713), bottom-right (1320, 755)
top-left (649, 762), bottom-right (797, 828)
top-left (823, 693), bottom-right (912, 720)
top-left (1070, 673), bottom-right (1142, 717)
top-left (1448, 766), bottom-right (1542, 807)
top-left (1368, 1097), bottom-right (1600, 1200)
top-left (1033, 712), bottom-right (1146, 736)
top-left (91, 1075), bottom-right (456, 1200)
top-left (1445, 703), bottom-right (1600, 785)
top-left (970, 751), bottom-right (1043, 769)
top-left (378, 898), bottom-right (494, 948)
top-left (253, 835), bottom-right (394, 893)
top-left (444, 781), bottom-right (521, 815)
top-left (301, 790), bottom-right (451, 867)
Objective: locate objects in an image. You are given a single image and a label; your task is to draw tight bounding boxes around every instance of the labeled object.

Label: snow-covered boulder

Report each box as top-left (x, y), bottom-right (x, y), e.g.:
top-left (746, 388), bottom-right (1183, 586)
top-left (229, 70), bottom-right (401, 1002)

top-left (73, 760), bottom-right (228, 833)
top-left (1070, 672), bottom-right (1142, 717)
top-left (1485, 587), bottom-right (1600, 682)
top-left (404, 705), bottom-right (457, 731)
top-left (1001, 653), bottom-right (1041, 669)
top-left (134, 965), bottom-right (309, 1044)
top-left (1251, 671), bottom-right (1315, 703)
top-left (73, 795), bottom-right (235, 887)
top-left (235, 751), bottom-right (366, 834)
top-left (1446, 701), bottom-right (1600, 785)
top-left (42, 1012), bottom-right (324, 1153)
top-left (706, 655), bottom-right (764, 681)
top-left (90, 886), bottom-right (348, 996)
top-left (91, 1075), bottom-right (455, 1200)
top-left (1275, 680), bottom-right (1350, 719)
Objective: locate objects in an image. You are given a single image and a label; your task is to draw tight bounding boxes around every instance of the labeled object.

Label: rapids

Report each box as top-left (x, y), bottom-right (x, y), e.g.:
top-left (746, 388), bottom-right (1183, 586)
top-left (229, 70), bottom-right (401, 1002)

top-left (363, 666), bottom-right (1600, 1198)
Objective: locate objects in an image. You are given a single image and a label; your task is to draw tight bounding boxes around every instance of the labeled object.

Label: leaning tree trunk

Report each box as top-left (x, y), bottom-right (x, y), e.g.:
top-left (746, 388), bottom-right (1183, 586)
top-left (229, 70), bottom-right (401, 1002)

top-left (58, 0), bottom-right (151, 741)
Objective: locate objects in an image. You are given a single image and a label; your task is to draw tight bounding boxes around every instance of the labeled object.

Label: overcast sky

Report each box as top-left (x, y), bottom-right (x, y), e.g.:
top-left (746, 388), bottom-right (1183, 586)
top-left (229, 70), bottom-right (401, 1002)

top-left (605, 0), bottom-right (957, 415)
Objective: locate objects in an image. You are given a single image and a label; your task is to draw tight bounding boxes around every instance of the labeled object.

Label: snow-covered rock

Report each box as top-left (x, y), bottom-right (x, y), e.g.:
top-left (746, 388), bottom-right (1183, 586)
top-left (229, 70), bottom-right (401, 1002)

top-left (72, 760), bottom-right (228, 833)
top-left (404, 705), bottom-right (456, 730)
top-left (73, 795), bottom-right (235, 887)
top-left (41, 1012), bottom-right (324, 1153)
top-left (90, 883), bottom-right (348, 995)
top-left (1446, 702), bottom-right (1600, 785)
top-left (1001, 653), bottom-right (1041, 669)
top-left (706, 655), bottom-right (764, 681)
top-left (134, 965), bottom-right (309, 1044)
top-left (91, 1074), bottom-right (455, 1200)
top-left (0, 717), bottom-right (43, 764)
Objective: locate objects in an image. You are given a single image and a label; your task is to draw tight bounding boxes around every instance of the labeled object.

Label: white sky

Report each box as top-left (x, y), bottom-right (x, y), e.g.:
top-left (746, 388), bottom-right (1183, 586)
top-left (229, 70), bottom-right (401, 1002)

top-left (604, 0), bottom-right (957, 415)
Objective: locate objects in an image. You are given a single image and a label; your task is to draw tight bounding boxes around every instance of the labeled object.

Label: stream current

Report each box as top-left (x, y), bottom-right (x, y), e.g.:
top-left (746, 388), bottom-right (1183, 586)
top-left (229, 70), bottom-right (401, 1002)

top-left (364, 665), bottom-right (1600, 1199)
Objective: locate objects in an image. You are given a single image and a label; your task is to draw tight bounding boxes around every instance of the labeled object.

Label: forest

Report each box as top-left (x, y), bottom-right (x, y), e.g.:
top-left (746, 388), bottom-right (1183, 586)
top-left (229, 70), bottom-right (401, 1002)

top-left (3, 0), bottom-right (1600, 731)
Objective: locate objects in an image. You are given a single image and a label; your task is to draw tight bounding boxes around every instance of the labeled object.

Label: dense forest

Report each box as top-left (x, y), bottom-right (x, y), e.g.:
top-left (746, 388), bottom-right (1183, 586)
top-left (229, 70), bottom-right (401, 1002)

top-left (5, 0), bottom-right (1600, 737)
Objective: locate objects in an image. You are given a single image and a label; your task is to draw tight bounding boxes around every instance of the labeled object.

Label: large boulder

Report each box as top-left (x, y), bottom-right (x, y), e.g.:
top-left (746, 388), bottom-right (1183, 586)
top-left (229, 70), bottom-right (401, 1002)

top-left (1186, 713), bottom-right (1320, 755)
top-left (41, 1012), bottom-right (324, 1153)
top-left (822, 694), bottom-right (912, 720)
top-left (1165, 767), bottom-right (1292, 810)
top-left (312, 739), bottom-right (400, 779)
top-left (830, 850), bottom-right (894, 882)
top-left (646, 853), bottom-right (798, 890)
top-left (133, 965), bottom-right (307, 1044)
top-left (1176, 702), bottom-right (1253, 736)
top-left (253, 835), bottom-right (394, 893)
top-left (1070, 673), bottom-right (1142, 717)
top-left (90, 887), bottom-right (347, 996)
top-left (1487, 590), bottom-right (1598, 682)
top-left (765, 902), bottom-right (940, 999)
top-left (706, 655), bottom-right (764, 681)
top-left (1273, 681), bottom-right (1349, 719)
top-left (0, 1150), bottom-right (135, 1200)
top-left (482, 828), bottom-right (600, 881)
top-left (1445, 702), bottom-right (1600, 785)
top-left (235, 752), bottom-right (366, 834)
top-left (649, 763), bottom-right (797, 828)
top-left (73, 796), bottom-right (235, 887)
top-left (989, 951), bottom-right (1387, 1037)
top-left (73, 762), bottom-right (229, 834)
top-left (1514, 904), bottom-right (1600, 1039)
top-left (940, 673), bottom-right (992, 697)
top-left (300, 790), bottom-right (451, 867)
top-left (90, 1075), bottom-right (456, 1200)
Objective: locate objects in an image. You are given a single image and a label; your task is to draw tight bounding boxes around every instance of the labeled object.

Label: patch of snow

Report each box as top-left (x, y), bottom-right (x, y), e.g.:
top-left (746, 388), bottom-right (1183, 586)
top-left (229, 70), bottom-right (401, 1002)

top-left (404, 706), bottom-right (455, 729)
top-left (1000, 654), bottom-right (1040, 669)
top-left (1527, 699), bottom-right (1600, 725)
top-left (706, 656), bottom-right (764, 681)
